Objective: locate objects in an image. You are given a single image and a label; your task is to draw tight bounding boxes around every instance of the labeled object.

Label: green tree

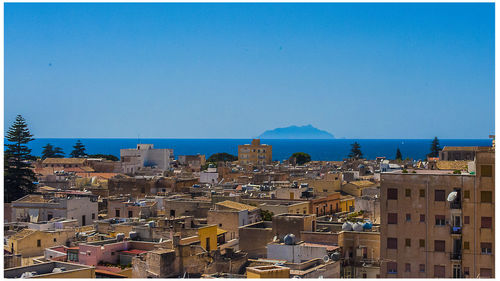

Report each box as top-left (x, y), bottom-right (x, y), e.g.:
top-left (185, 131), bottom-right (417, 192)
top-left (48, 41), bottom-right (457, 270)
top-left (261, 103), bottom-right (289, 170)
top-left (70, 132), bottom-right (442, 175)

top-left (4, 115), bottom-right (37, 203)
top-left (291, 152), bottom-right (311, 165)
top-left (87, 154), bottom-right (119, 161)
top-left (427, 137), bottom-right (441, 158)
top-left (42, 143), bottom-right (55, 159)
top-left (41, 144), bottom-right (64, 159)
top-left (348, 142), bottom-right (363, 159)
top-left (70, 140), bottom-right (87, 158)
top-left (395, 148), bottom-right (402, 161)
top-left (207, 152), bottom-right (238, 162)
top-left (53, 146), bottom-right (65, 158)
top-left (261, 209), bottom-right (274, 221)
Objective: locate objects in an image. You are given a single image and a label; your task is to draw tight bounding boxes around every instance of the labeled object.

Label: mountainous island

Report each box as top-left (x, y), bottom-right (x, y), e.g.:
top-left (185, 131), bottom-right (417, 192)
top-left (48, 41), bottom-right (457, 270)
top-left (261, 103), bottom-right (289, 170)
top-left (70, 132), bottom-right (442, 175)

top-left (259, 125), bottom-right (335, 139)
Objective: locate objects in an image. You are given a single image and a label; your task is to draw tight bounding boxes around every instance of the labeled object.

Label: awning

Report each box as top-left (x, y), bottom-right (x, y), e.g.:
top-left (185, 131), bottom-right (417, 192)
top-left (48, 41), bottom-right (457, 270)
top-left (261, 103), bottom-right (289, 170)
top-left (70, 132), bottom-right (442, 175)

top-left (217, 228), bottom-right (228, 236)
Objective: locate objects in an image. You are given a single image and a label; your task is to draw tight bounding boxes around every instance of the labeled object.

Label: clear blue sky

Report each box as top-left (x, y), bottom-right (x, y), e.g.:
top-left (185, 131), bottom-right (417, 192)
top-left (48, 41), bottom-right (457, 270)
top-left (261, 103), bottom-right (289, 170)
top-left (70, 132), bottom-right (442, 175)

top-left (5, 3), bottom-right (494, 139)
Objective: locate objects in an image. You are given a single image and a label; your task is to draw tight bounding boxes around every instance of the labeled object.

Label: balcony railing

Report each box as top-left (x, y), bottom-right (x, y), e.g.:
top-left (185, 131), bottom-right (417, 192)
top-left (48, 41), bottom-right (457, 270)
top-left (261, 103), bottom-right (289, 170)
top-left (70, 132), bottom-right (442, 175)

top-left (450, 226), bottom-right (462, 235)
top-left (450, 201), bottom-right (462, 209)
top-left (450, 252), bottom-right (462, 260)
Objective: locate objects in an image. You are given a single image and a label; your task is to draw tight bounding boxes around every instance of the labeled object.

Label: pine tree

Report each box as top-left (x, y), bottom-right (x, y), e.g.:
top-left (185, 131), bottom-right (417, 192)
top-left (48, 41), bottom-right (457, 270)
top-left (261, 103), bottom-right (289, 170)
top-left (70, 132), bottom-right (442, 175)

top-left (42, 143), bottom-right (55, 159)
top-left (348, 142), bottom-right (363, 159)
top-left (395, 148), bottom-right (402, 161)
top-left (53, 147), bottom-right (65, 158)
top-left (4, 115), bottom-right (37, 203)
top-left (427, 137), bottom-right (441, 158)
top-left (70, 140), bottom-right (87, 158)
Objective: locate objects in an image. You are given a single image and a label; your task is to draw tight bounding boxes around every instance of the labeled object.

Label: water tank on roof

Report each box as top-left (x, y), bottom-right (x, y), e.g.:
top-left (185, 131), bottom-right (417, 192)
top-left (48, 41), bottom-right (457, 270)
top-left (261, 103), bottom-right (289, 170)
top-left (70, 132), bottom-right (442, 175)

top-left (353, 222), bottom-right (364, 232)
top-left (363, 221), bottom-right (373, 230)
top-left (342, 222), bottom-right (353, 231)
top-left (116, 233), bottom-right (125, 241)
top-left (330, 252), bottom-right (341, 261)
top-left (129, 232), bottom-right (138, 240)
top-left (284, 234), bottom-right (297, 245)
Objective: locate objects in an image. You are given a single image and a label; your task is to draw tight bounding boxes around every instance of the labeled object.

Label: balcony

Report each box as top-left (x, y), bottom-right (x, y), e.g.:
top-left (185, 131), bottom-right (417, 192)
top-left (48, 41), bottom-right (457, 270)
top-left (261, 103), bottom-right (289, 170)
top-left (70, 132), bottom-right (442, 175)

top-left (450, 226), bottom-right (462, 235)
top-left (450, 201), bottom-right (461, 209)
top-left (450, 252), bottom-right (462, 261)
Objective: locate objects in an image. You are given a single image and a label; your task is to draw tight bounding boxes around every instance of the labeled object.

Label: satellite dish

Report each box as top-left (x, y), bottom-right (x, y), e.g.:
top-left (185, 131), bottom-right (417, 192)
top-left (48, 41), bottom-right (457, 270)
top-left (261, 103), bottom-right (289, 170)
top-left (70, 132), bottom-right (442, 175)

top-left (447, 191), bottom-right (458, 202)
top-left (323, 255), bottom-right (330, 262)
top-left (273, 236), bottom-right (278, 242)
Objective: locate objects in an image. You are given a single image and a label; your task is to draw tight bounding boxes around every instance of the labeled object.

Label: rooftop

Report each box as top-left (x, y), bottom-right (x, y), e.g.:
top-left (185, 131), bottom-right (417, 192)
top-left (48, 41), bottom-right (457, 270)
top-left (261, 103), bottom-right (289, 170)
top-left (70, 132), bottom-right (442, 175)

top-left (42, 158), bottom-right (87, 164)
top-left (216, 200), bottom-right (259, 212)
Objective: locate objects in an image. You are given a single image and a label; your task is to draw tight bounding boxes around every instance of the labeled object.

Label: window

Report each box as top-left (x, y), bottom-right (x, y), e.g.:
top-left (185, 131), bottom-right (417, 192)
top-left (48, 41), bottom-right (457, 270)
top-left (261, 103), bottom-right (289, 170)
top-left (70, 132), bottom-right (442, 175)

top-left (388, 213), bottom-right (398, 224)
top-left (464, 267), bottom-right (470, 276)
top-left (419, 239), bottom-right (425, 248)
top-left (141, 187), bottom-right (145, 193)
top-left (435, 190), bottom-right (445, 201)
top-left (405, 189), bottom-right (411, 197)
top-left (481, 191), bottom-right (492, 203)
top-left (53, 238), bottom-right (57, 242)
top-left (481, 217), bottom-right (492, 228)
top-left (464, 216), bottom-right (470, 224)
top-left (481, 165), bottom-right (492, 177)
top-left (419, 264), bottom-right (425, 273)
top-left (406, 214), bottom-right (411, 222)
top-left (37, 240), bottom-right (41, 247)
top-left (434, 265), bottom-right (445, 278)
top-left (464, 190), bottom-right (470, 199)
top-left (420, 214), bottom-right (425, 222)
top-left (481, 242), bottom-right (492, 254)
top-left (92, 213), bottom-right (95, 220)
top-left (419, 189), bottom-right (425, 197)
top-left (405, 263), bottom-right (411, 272)
top-left (387, 238), bottom-right (398, 249)
top-left (480, 268), bottom-right (492, 278)
top-left (464, 241), bottom-right (470, 250)
top-left (388, 188), bottom-right (398, 200)
top-left (435, 215), bottom-right (446, 226)
top-left (387, 262), bottom-right (397, 274)
top-left (405, 238), bottom-right (411, 247)
top-left (434, 240), bottom-right (445, 252)
top-left (115, 209), bottom-right (120, 217)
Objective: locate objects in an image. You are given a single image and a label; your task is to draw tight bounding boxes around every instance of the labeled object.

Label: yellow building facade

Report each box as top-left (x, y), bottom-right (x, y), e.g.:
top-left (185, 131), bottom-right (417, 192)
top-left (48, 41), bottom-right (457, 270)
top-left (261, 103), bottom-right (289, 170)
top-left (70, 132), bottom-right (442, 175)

top-left (238, 139), bottom-right (272, 165)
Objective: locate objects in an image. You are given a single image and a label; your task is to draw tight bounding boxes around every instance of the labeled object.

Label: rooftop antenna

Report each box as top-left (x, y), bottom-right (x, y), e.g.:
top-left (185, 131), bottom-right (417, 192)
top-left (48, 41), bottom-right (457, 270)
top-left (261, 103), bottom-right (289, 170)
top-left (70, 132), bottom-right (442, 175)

top-left (137, 134), bottom-right (141, 144)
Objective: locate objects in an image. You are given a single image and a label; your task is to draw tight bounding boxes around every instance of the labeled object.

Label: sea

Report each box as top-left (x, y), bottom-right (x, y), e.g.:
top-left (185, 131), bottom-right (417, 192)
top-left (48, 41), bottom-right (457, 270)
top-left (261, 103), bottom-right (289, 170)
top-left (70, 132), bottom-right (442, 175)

top-left (22, 138), bottom-right (493, 162)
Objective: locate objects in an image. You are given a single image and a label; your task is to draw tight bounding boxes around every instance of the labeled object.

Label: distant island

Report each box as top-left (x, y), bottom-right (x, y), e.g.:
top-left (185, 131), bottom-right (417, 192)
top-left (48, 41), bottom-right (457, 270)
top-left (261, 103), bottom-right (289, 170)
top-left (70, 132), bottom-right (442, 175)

top-left (259, 125), bottom-right (335, 139)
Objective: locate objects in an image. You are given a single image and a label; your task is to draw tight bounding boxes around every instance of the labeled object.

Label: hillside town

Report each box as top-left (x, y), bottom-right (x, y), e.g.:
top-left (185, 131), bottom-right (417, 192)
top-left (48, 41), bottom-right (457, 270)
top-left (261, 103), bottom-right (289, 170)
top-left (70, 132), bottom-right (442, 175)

top-left (4, 133), bottom-right (495, 278)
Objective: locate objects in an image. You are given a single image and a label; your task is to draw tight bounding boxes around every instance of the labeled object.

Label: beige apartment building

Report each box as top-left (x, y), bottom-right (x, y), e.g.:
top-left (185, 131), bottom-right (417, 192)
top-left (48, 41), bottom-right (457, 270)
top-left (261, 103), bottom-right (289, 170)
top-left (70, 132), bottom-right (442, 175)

top-left (380, 147), bottom-right (494, 278)
top-left (238, 139), bottom-right (272, 166)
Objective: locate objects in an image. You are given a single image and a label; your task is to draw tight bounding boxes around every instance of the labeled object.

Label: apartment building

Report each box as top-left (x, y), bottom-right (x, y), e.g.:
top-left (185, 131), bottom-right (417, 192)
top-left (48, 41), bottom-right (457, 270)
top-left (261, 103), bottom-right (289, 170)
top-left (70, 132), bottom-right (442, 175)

top-left (238, 139), bottom-right (272, 166)
top-left (380, 147), bottom-right (494, 278)
top-left (120, 144), bottom-right (173, 174)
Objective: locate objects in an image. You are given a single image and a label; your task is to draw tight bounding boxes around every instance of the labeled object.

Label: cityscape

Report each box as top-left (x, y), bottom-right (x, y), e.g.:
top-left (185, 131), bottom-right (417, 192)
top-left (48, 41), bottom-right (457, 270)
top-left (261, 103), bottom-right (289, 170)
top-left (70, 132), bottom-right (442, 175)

top-left (4, 2), bottom-right (495, 280)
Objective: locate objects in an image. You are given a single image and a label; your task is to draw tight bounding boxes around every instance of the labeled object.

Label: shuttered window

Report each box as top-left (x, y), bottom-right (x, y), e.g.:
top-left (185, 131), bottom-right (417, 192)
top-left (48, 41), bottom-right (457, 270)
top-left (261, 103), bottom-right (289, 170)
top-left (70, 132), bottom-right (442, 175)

top-left (464, 216), bottom-right (470, 224)
top-left (481, 191), bottom-right (492, 203)
top-left (388, 213), bottom-right (398, 224)
top-left (481, 217), bottom-right (492, 228)
top-left (387, 238), bottom-right (398, 249)
top-left (388, 188), bottom-right (398, 200)
top-left (419, 239), bottom-right (425, 248)
top-left (434, 265), bottom-right (445, 278)
top-left (481, 165), bottom-right (492, 177)
top-left (480, 268), bottom-right (492, 278)
top-left (434, 240), bottom-right (445, 252)
top-left (435, 190), bottom-right (445, 201)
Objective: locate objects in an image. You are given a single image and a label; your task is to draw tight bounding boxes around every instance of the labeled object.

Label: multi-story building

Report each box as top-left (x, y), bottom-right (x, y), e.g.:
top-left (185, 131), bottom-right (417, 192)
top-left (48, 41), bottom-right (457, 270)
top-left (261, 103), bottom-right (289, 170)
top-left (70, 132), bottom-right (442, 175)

top-left (380, 147), bottom-right (494, 278)
top-left (238, 139), bottom-right (272, 166)
top-left (120, 144), bottom-right (173, 174)
top-left (11, 193), bottom-right (98, 226)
